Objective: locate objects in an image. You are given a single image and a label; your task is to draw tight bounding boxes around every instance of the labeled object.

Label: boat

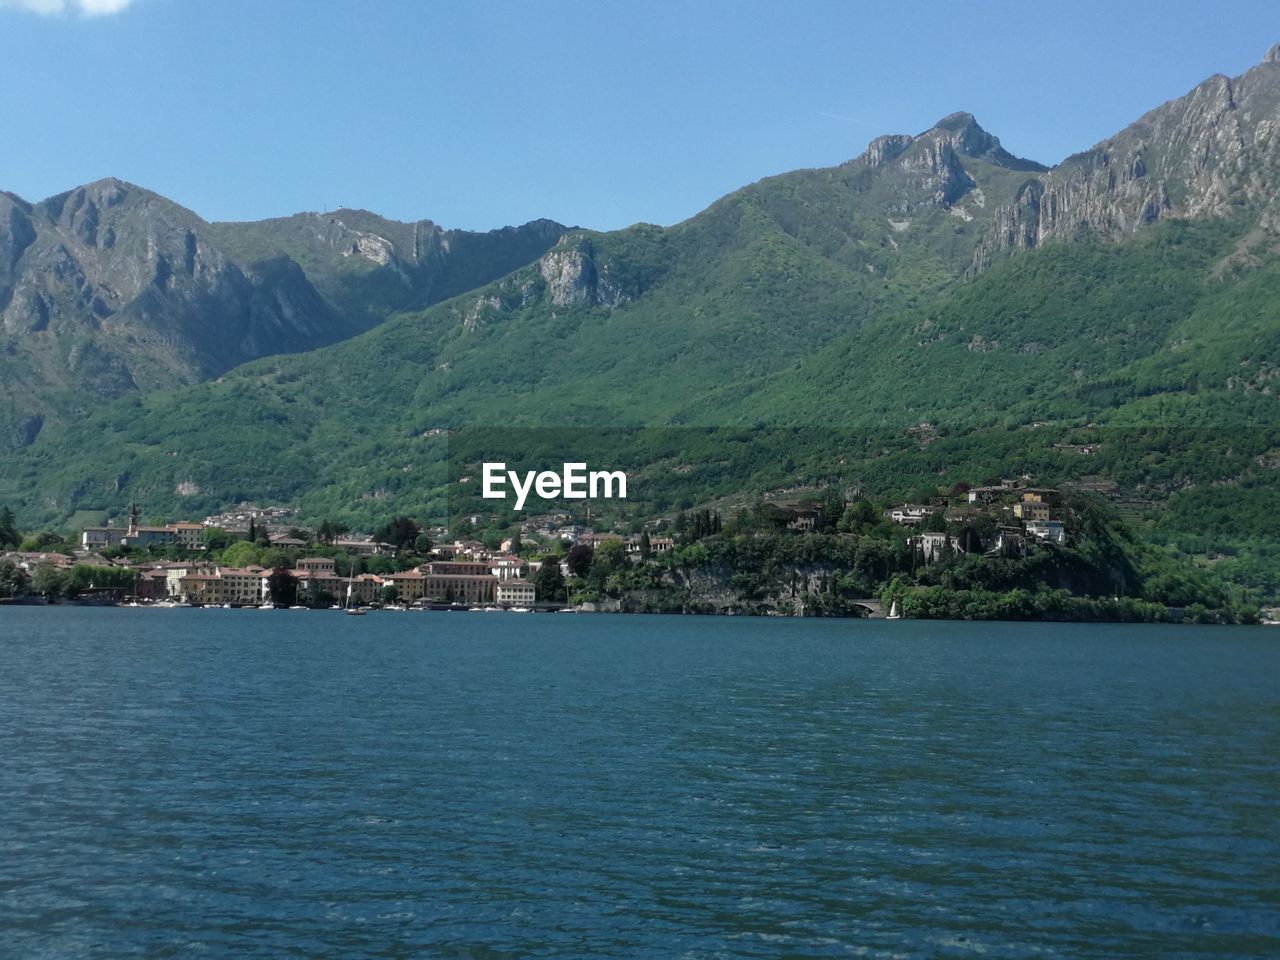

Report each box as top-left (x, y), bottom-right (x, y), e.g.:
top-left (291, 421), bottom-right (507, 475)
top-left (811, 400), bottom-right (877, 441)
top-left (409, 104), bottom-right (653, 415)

top-left (886, 600), bottom-right (901, 620)
top-left (509, 606), bottom-right (531, 613)
top-left (343, 569), bottom-right (365, 615)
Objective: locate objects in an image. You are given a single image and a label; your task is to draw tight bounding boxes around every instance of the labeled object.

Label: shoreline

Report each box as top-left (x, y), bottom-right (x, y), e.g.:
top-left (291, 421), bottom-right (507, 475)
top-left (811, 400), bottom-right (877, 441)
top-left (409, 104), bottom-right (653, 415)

top-left (5, 597), bottom-right (1274, 626)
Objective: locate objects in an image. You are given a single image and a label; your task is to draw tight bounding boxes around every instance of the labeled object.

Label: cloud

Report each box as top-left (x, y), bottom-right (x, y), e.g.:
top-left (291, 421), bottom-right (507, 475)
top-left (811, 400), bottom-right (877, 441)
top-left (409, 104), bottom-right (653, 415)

top-left (0, 0), bottom-right (138, 15)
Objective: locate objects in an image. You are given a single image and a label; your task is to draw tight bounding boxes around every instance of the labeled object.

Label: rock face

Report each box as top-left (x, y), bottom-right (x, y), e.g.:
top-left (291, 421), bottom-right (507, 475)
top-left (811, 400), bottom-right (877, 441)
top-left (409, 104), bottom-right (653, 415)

top-left (0, 179), bottom-right (351, 450)
top-left (973, 48), bottom-right (1280, 271)
top-left (0, 179), bottom-right (566, 448)
top-left (540, 238), bottom-right (599, 306)
top-left (849, 112), bottom-right (1046, 215)
top-left (537, 237), bottom-right (627, 309)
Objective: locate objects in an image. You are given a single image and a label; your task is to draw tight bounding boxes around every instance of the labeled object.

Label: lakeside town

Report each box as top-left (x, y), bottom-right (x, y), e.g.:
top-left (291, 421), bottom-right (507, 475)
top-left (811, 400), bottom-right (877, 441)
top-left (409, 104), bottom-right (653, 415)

top-left (1, 477), bottom-right (1272, 623)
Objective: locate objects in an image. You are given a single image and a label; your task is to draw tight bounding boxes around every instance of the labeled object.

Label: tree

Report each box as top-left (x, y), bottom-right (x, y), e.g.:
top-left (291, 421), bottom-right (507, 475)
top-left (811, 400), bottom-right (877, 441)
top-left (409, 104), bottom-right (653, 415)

top-left (0, 560), bottom-right (29, 598)
top-left (31, 562), bottom-right (68, 600)
top-left (564, 544), bottom-right (594, 578)
top-left (838, 499), bottom-right (879, 534)
top-left (593, 540), bottom-right (627, 575)
top-left (267, 568), bottom-right (298, 607)
top-left (413, 533), bottom-right (432, 555)
top-left (639, 529), bottom-right (651, 561)
top-left (203, 527), bottom-right (232, 551)
top-left (533, 560), bottom-right (566, 603)
top-left (220, 541), bottom-right (261, 568)
top-left (19, 532), bottom-right (63, 552)
top-left (509, 529), bottom-right (523, 554)
top-left (382, 584), bottom-right (400, 604)
top-left (820, 488), bottom-right (845, 531)
top-left (316, 520), bottom-right (350, 545)
top-left (0, 506), bottom-right (19, 548)
top-left (247, 517), bottom-right (257, 543)
top-left (375, 516), bottom-right (421, 550)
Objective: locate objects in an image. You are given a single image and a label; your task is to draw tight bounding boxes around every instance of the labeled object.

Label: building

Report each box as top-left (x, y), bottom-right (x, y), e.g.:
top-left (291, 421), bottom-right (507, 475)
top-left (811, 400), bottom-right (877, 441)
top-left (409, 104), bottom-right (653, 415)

top-left (1025, 520), bottom-right (1067, 545)
top-left (990, 526), bottom-right (1027, 558)
top-left (489, 554), bottom-right (528, 581)
top-left (1013, 501), bottom-right (1051, 522)
top-left (170, 523), bottom-right (205, 550)
top-left (126, 526), bottom-right (178, 549)
top-left (160, 562), bottom-right (214, 598)
top-left (496, 578), bottom-right (536, 606)
top-left (178, 566), bottom-right (269, 605)
top-left (908, 532), bottom-right (965, 563)
top-left (136, 569), bottom-right (168, 601)
top-left (420, 561), bottom-right (496, 604)
top-left (576, 532), bottom-right (625, 547)
top-left (887, 504), bottom-right (933, 526)
top-left (296, 557), bottom-right (338, 576)
top-left (1021, 488), bottom-right (1060, 505)
top-left (81, 510), bottom-right (207, 552)
top-left (785, 509), bottom-right (822, 532)
top-left (966, 486), bottom-right (1007, 504)
top-left (333, 538), bottom-right (393, 557)
top-left (81, 526), bottom-right (129, 551)
top-left (383, 569), bottom-right (427, 602)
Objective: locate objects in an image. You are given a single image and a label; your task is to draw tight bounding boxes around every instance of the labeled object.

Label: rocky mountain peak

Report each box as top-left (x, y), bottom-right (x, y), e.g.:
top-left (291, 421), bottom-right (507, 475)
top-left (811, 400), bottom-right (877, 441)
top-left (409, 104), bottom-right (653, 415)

top-left (856, 113), bottom-right (1045, 177)
top-left (921, 113), bottom-right (1047, 172)
top-left (972, 46), bottom-right (1280, 273)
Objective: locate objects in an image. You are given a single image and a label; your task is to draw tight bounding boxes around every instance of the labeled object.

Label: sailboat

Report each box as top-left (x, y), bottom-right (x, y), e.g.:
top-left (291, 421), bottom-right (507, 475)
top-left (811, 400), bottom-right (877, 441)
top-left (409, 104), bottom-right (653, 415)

top-left (886, 600), bottom-right (901, 620)
top-left (344, 568), bottom-right (366, 616)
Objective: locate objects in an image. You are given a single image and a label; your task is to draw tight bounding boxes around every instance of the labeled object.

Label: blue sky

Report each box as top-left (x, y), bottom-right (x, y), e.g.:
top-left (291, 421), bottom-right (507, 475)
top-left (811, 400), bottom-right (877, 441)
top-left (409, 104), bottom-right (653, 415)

top-left (1, 0), bottom-right (1277, 231)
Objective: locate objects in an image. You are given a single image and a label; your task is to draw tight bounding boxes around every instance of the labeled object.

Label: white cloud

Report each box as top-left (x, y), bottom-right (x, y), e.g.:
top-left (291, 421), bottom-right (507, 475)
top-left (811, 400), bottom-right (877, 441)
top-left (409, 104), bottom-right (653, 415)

top-left (0, 0), bottom-right (138, 15)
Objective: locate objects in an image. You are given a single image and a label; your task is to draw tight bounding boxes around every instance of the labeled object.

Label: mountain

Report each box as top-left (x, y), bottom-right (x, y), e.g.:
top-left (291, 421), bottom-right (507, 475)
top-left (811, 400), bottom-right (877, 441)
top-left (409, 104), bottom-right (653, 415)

top-left (207, 210), bottom-right (567, 331)
top-left (0, 179), bottom-right (565, 450)
top-left (973, 43), bottom-right (1280, 271)
top-left (3, 47), bottom-right (1278, 591)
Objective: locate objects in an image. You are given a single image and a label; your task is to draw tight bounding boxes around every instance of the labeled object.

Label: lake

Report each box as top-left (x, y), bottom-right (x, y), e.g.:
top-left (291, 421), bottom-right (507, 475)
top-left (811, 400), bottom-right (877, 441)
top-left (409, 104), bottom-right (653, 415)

top-left (1, 608), bottom-right (1277, 958)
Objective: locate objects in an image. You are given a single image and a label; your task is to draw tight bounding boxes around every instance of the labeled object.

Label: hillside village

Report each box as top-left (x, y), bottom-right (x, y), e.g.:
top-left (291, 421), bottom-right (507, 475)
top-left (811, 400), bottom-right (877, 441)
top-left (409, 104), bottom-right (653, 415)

top-left (1, 475), bottom-right (1262, 623)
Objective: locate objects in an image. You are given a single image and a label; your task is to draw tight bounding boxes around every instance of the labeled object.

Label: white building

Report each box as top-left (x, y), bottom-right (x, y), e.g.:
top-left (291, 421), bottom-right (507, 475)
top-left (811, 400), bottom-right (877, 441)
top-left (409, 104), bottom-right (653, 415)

top-left (496, 578), bottom-right (536, 606)
top-left (909, 532), bottom-right (964, 562)
top-left (1025, 520), bottom-right (1066, 545)
top-left (887, 504), bottom-right (933, 526)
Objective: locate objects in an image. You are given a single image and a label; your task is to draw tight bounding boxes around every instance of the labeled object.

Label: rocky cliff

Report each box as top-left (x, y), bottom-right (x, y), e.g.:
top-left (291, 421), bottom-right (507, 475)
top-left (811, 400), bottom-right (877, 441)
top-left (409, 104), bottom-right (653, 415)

top-left (973, 45), bottom-right (1280, 272)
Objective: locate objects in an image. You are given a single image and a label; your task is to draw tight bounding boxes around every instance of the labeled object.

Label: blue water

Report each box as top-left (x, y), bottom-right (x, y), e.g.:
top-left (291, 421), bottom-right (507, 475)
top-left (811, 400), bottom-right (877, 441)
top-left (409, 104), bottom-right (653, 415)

top-left (0, 608), bottom-right (1277, 958)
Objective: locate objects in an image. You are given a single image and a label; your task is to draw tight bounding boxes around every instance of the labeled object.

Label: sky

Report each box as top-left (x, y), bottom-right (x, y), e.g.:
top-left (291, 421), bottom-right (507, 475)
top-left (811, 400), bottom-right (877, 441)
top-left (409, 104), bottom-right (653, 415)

top-left (1, 0), bottom-right (1277, 231)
